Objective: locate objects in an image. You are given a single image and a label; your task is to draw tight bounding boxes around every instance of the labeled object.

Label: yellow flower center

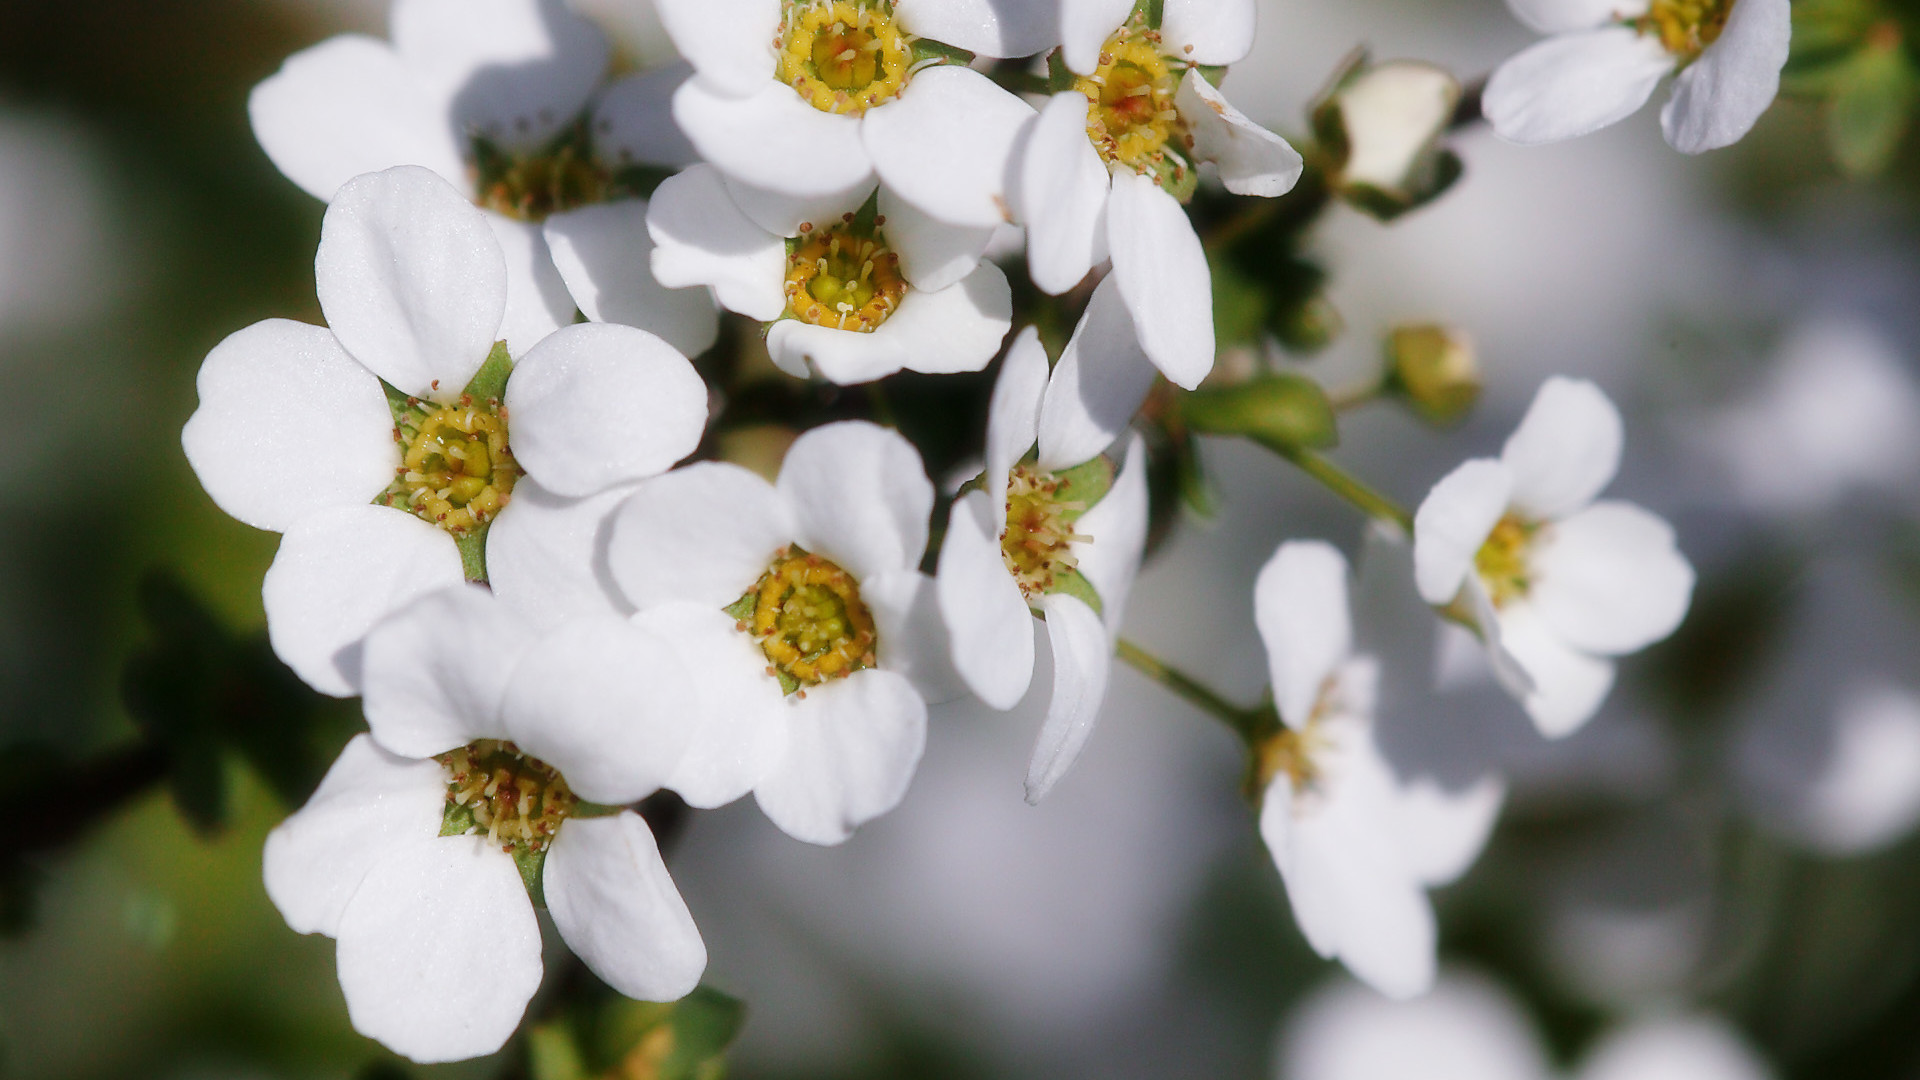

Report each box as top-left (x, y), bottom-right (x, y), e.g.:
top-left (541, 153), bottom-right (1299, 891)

top-left (437, 740), bottom-right (577, 857)
top-left (1474, 512), bottom-right (1539, 609)
top-left (471, 121), bottom-right (615, 223)
top-left (1001, 465), bottom-right (1092, 600)
top-left (740, 549), bottom-right (877, 691)
top-left (379, 394), bottom-right (520, 537)
top-left (1076, 24), bottom-right (1187, 174)
top-left (776, 0), bottom-right (915, 115)
top-left (784, 222), bottom-right (907, 332)
top-left (1636, 0), bottom-right (1733, 59)
top-left (1254, 724), bottom-right (1320, 792)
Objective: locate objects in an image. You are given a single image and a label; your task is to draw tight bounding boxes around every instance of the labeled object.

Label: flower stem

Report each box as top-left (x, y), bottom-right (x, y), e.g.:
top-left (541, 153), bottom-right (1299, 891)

top-left (1115, 638), bottom-right (1270, 744)
top-left (1277, 447), bottom-right (1415, 534)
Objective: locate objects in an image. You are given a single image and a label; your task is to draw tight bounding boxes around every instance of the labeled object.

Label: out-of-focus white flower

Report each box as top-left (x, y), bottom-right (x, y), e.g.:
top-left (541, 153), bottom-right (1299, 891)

top-left (1579, 1017), bottom-right (1775, 1080)
top-left (936, 329), bottom-right (1149, 803)
top-left (1018, 0), bottom-right (1301, 388)
top-left (604, 421), bottom-right (958, 844)
top-left (182, 167), bottom-right (707, 696)
top-left (264, 585), bottom-right (705, 1063)
top-left (1320, 60), bottom-right (1462, 213)
top-left (1413, 378), bottom-right (1695, 737)
top-left (1697, 317), bottom-right (1920, 515)
top-left (249, 0), bottom-right (715, 354)
top-left (1483, 0), bottom-right (1790, 154)
top-left (646, 164), bottom-right (1011, 384)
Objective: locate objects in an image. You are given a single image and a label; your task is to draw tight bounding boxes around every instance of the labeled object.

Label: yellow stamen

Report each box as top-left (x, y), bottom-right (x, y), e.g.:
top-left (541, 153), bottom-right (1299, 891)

top-left (776, 0), bottom-right (915, 115)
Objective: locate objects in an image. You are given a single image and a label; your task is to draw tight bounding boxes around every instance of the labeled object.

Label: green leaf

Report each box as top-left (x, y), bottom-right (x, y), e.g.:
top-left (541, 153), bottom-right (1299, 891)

top-left (463, 340), bottom-right (515, 403)
top-left (1829, 34), bottom-right (1918, 176)
top-left (1180, 374), bottom-right (1339, 452)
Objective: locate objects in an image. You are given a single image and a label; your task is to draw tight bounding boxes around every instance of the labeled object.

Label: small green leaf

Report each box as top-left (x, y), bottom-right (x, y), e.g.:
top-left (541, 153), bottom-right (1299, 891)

top-left (1051, 455), bottom-right (1115, 521)
top-left (463, 340), bottom-right (515, 403)
top-left (1180, 374), bottom-right (1339, 452)
top-left (1829, 33), bottom-right (1918, 176)
top-left (1044, 568), bottom-right (1104, 617)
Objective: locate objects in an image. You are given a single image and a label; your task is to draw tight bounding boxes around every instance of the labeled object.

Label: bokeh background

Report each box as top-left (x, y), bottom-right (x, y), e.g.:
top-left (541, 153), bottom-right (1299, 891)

top-left (2, 0), bottom-right (1919, 1077)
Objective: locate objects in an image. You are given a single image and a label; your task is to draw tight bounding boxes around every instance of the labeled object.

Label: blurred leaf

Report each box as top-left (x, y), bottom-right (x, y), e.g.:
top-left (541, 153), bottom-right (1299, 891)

top-left (1827, 30), bottom-right (1918, 175)
top-left (533, 985), bottom-right (746, 1080)
top-left (1785, 0), bottom-right (1885, 93)
top-left (1181, 374), bottom-right (1339, 453)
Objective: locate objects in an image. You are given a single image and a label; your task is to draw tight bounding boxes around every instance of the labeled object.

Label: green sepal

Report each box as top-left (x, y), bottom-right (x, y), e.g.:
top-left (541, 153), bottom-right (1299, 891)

top-left (1339, 150), bottom-right (1464, 222)
top-left (1180, 373), bottom-right (1339, 452)
top-left (381, 378), bottom-right (419, 428)
top-left (441, 798), bottom-right (554, 907)
top-left (464, 339), bottom-right (515, 402)
top-left (912, 37), bottom-right (975, 67)
top-left (529, 986), bottom-right (746, 1080)
top-left (1050, 455), bottom-right (1116, 522)
top-left (1195, 64), bottom-right (1229, 89)
top-left (1135, 0), bottom-right (1164, 29)
top-left (849, 186), bottom-right (884, 238)
top-left (455, 533), bottom-right (490, 585)
top-left (1046, 49), bottom-right (1079, 94)
top-left (722, 590), bottom-right (758, 622)
top-left (1044, 567), bottom-right (1104, 618)
top-left (1828, 34), bottom-right (1918, 176)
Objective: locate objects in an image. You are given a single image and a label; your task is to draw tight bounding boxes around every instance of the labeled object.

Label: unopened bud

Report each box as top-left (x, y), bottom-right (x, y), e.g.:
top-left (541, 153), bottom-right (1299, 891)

top-left (1182, 373), bottom-right (1338, 452)
top-left (1387, 324), bottom-right (1479, 425)
top-left (1313, 58), bottom-right (1463, 220)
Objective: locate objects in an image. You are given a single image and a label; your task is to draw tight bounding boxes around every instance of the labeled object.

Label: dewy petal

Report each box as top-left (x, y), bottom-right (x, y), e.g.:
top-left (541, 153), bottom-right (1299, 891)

top-left (608, 462), bottom-right (795, 609)
top-left (766, 319), bottom-right (907, 383)
top-left (248, 35), bottom-right (466, 202)
top-left (262, 504), bottom-right (467, 697)
top-left (1107, 171), bottom-right (1214, 389)
top-left (1071, 432), bottom-right (1149, 634)
top-left (870, 262), bottom-right (1013, 377)
top-left (1017, 93), bottom-right (1112, 295)
top-left (182, 319), bottom-right (396, 533)
top-left (1506, 0), bottom-right (1651, 35)
top-left (1254, 541), bottom-right (1354, 731)
top-left (1059, 0), bottom-right (1140, 74)
top-left (1024, 592), bottom-right (1113, 803)
top-left (1176, 71), bottom-right (1303, 197)
top-left (1412, 458), bottom-right (1513, 605)
top-left (1530, 500), bottom-right (1694, 656)
top-left (1483, 28), bottom-right (1674, 146)
top-left (391, 0), bottom-right (608, 155)
top-left (485, 212), bottom-right (574, 358)
top-left (315, 166), bottom-right (506, 401)
top-left (1660, 0), bottom-right (1790, 153)
top-left (593, 63), bottom-right (703, 170)
top-left (864, 569), bottom-right (968, 704)
top-left (779, 421), bottom-right (934, 582)
top-left (485, 478), bottom-right (634, 631)
top-left (864, 66), bottom-right (1034, 229)
top-left (545, 202), bottom-right (719, 359)
top-left (646, 166), bottom-right (786, 323)
top-left (937, 491), bottom-right (1037, 710)
top-left (262, 734), bottom-right (446, 937)
top-left (1036, 274), bottom-right (1156, 471)
top-left (636, 603), bottom-right (789, 809)
top-left (1160, 0), bottom-right (1258, 64)
top-left (505, 322), bottom-right (708, 497)
top-left (544, 811), bottom-right (706, 1001)
top-left (674, 79), bottom-right (874, 198)
top-left (501, 614), bottom-right (701, 804)
top-left (753, 668), bottom-right (928, 845)
top-left (893, 0), bottom-right (1060, 59)
top-left (986, 327), bottom-right (1051, 526)
top-left (1497, 601), bottom-right (1616, 737)
top-left (653, 0), bottom-right (780, 99)
top-left (360, 584), bottom-right (530, 758)
top-left (1501, 376), bottom-right (1624, 520)
top-left (878, 186), bottom-right (994, 294)
top-left (334, 835), bottom-right (542, 1064)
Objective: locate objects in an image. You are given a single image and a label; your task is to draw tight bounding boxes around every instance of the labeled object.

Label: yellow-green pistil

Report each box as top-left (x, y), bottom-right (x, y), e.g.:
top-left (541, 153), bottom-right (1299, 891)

top-left (379, 393), bottom-right (520, 537)
top-left (785, 220), bottom-right (908, 332)
top-left (1475, 512), bottom-right (1539, 608)
top-left (1001, 465), bottom-right (1091, 600)
top-left (1636, 0), bottom-right (1732, 59)
top-left (739, 548), bottom-right (878, 691)
top-left (437, 740), bottom-right (577, 856)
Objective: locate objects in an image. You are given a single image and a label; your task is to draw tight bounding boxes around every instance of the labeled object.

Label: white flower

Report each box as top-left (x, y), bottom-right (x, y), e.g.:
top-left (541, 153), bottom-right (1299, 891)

top-left (1482, 0), bottom-right (1790, 154)
top-left (645, 164), bottom-right (1012, 384)
top-left (935, 328), bottom-right (1149, 803)
top-left (264, 585), bottom-right (706, 1063)
top-left (249, 0), bottom-right (716, 355)
top-left (1016, 0), bottom-right (1302, 387)
top-left (182, 166), bottom-right (707, 697)
top-left (657, 0), bottom-right (1035, 234)
top-left (603, 420), bottom-right (958, 844)
top-left (1413, 378), bottom-right (1695, 737)
top-left (1323, 61), bottom-right (1461, 203)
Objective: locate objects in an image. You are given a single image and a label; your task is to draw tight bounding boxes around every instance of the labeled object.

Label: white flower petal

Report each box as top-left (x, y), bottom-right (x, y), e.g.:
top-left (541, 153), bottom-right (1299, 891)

top-left (1278, 973), bottom-right (1550, 1080)
top-left (1498, 601), bottom-right (1616, 737)
top-left (391, 0), bottom-right (608, 155)
top-left (247, 35), bottom-right (466, 202)
top-left (1161, 0), bottom-right (1258, 64)
top-left (593, 64), bottom-right (702, 170)
top-left (544, 202), bottom-right (720, 359)
top-left (544, 811), bottom-right (706, 1001)
top-left (608, 462), bottom-right (794, 608)
top-left (1660, 0), bottom-right (1790, 153)
top-left (335, 835), bottom-right (541, 1064)
top-left (1255, 541), bottom-right (1354, 730)
top-left (1337, 62), bottom-right (1462, 191)
top-left (986, 327), bottom-right (1050, 523)
top-left (1413, 458), bottom-right (1513, 605)
top-left (1463, 574), bottom-right (1537, 700)
top-left (637, 602), bottom-right (789, 809)
top-left (878, 186), bottom-right (994, 294)
top-left (1072, 432), bottom-right (1149, 634)
top-left (674, 79), bottom-right (874, 197)
top-left (316, 166), bottom-right (506, 400)
top-left (501, 614), bottom-right (701, 804)
top-left (1505, 0), bottom-right (1649, 35)
top-left (1024, 592), bottom-right (1113, 803)
top-left (1578, 1018), bottom-right (1773, 1080)
top-left (893, 0), bottom-right (1060, 58)
top-left (182, 319), bottom-right (395, 533)
top-left (766, 319), bottom-right (907, 383)
top-left (1176, 70), bottom-right (1303, 197)
top-left (865, 66), bottom-right (1033, 229)
top-left (1036, 274), bottom-right (1156, 471)
top-left (646, 164), bottom-right (787, 322)
top-left (865, 568), bottom-right (968, 704)
top-left (505, 322), bottom-right (708, 497)
top-left (937, 491), bottom-right (1036, 709)
top-left (485, 478), bottom-right (634, 631)
top-left (653, 0), bottom-right (779, 98)
top-left (263, 504), bottom-right (467, 697)
top-left (486, 212), bottom-right (574, 358)
top-left (754, 668), bottom-right (927, 845)
top-left (723, 171), bottom-right (875, 239)
top-left (1393, 774), bottom-right (1507, 888)
top-left (778, 421), bottom-right (933, 581)
top-left (1107, 171), bottom-right (1213, 388)
top-left (262, 734), bottom-right (446, 937)
top-left (1483, 28), bottom-right (1674, 146)
top-left (1502, 376), bottom-right (1624, 520)
top-left (871, 262), bottom-right (1013, 376)
top-left (360, 584), bottom-right (530, 758)
top-left (1059, 0), bottom-right (1139, 74)
top-left (1017, 94), bottom-right (1112, 295)
top-left (1530, 500), bottom-right (1694, 656)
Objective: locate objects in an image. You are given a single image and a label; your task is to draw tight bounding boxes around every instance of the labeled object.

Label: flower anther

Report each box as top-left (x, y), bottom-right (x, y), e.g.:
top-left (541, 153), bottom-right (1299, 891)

top-left (1637, 0), bottom-right (1733, 59)
top-left (1000, 465), bottom-right (1092, 600)
top-left (379, 394), bottom-right (520, 537)
top-left (739, 548), bottom-right (878, 691)
top-left (784, 221), bottom-right (908, 332)
top-left (472, 122), bottom-right (615, 223)
top-left (776, 0), bottom-right (916, 115)
top-left (1474, 512), bottom-right (1540, 608)
top-left (436, 739), bottom-right (578, 857)
top-left (1077, 22), bottom-right (1188, 176)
